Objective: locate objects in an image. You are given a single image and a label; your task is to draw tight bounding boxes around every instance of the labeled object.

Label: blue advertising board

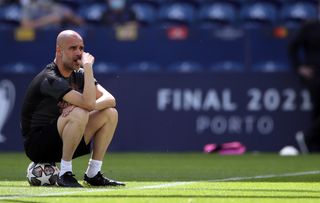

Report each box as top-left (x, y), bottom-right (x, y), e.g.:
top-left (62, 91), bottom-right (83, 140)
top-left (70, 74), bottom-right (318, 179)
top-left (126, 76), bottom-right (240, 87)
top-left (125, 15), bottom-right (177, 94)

top-left (0, 73), bottom-right (311, 152)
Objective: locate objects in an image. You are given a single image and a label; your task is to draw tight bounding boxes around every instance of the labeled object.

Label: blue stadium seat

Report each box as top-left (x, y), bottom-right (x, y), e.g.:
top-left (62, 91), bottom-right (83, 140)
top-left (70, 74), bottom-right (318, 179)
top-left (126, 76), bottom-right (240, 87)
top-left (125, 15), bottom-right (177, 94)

top-left (77, 3), bottom-right (107, 25)
top-left (126, 62), bottom-right (161, 72)
top-left (167, 61), bottom-right (203, 73)
top-left (131, 3), bottom-right (157, 26)
top-left (158, 2), bottom-right (196, 26)
top-left (94, 62), bottom-right (121, 73)
top-left (0, 4), bottom-right (21, 28)
top-left (198, 2), bottom-right (238, 28)
top-left (210, 61), bottom-right (244, 72)
top-left (252, 61), bottom-right (289, 72)
top-left (240, 2), bottom-right (278, 28)
top-left (1, 62), bottom-right (36, 73)
top-left (280, 2), bottom-right (318, 28)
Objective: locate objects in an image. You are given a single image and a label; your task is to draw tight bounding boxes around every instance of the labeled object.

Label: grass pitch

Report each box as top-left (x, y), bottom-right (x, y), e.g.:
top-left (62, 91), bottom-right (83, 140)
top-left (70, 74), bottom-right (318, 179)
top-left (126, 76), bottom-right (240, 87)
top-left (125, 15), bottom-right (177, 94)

top-left (0, 152), bottom-right (320, 202)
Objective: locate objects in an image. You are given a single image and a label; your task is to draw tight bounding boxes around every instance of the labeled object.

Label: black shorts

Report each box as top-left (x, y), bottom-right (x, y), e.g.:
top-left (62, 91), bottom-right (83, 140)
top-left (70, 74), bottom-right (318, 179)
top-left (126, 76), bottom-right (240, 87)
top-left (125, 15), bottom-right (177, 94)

top-left (24, 119), bottom-right (91, 163)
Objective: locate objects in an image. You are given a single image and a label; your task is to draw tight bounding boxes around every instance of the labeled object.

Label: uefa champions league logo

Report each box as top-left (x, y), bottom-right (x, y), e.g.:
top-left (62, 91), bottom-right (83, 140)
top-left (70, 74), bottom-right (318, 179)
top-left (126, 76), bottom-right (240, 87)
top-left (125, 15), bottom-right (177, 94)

top-left (0, 79), bottom-right (15, 143)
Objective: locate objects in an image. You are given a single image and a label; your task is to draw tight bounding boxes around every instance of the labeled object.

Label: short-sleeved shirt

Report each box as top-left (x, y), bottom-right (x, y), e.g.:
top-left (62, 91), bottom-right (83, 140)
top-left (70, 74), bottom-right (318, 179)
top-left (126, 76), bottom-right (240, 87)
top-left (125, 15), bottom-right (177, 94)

top-left (20, 62), bottom-right (94, 137)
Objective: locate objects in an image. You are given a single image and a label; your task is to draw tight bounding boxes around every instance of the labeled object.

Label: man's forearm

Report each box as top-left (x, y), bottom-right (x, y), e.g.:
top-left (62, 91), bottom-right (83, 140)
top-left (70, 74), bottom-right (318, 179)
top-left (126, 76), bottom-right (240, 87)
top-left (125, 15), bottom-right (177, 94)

top-left (83, 64), bottom-right (96, 109)
top-left (95, 96), bottom-right (116, 110)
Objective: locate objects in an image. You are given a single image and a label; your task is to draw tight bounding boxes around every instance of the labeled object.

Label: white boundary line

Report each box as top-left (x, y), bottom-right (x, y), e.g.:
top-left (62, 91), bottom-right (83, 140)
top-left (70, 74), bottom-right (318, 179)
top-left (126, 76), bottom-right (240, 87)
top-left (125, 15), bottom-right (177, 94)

top-left (0, 170), bottom-right (319, 200)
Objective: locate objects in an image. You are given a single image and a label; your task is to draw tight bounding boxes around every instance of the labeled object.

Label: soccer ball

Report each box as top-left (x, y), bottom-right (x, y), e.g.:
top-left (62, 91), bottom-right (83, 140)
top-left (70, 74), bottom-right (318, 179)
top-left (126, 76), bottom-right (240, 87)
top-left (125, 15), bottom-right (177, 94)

top-left (26, 162), bottom-right (60, 186)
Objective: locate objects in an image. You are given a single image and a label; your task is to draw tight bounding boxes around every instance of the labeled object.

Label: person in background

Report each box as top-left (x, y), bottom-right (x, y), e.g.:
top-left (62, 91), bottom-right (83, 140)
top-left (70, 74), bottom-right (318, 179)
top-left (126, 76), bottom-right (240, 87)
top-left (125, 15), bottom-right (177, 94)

top-left (20, 0), bottom-right (83, 29)
top-left (101, 0), bottom-right (137, 27)
top-left (289, 19), bottom-right (320, 153)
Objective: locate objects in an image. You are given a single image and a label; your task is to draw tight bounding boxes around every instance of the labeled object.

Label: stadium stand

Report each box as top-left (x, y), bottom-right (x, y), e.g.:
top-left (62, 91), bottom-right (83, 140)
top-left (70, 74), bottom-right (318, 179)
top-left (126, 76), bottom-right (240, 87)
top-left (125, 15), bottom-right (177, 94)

top-left (240, 2), bottom-right (279, 28)
top-left (131, 2), bottom-right (157, 26)
top-left (77, 3), bottom-right (107, 25)
top-left (0, 0), bottom-right (318, 29)
top-left (158, 2), bottom-right (196, 26)
top-left (280, 1), bottom-right (318, 28)
top-left (0, 0), bottom-right (318, 74)
top-left (0, 3), bottom-right (21, 29)
top-left (197, 1), bottom-right (238, 28)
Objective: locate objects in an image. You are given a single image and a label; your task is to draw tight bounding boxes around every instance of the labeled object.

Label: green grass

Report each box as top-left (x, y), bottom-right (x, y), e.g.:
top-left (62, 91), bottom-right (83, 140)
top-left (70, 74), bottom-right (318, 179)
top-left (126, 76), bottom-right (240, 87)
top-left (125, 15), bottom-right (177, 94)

top-left (1, 153), bottom-right (320, 202)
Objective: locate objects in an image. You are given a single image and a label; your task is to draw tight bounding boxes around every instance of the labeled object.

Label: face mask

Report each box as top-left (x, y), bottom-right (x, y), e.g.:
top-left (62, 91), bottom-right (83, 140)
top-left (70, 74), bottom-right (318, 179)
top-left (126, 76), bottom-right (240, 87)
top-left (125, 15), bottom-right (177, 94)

top-left (109, 0), bottom-right (125, 10)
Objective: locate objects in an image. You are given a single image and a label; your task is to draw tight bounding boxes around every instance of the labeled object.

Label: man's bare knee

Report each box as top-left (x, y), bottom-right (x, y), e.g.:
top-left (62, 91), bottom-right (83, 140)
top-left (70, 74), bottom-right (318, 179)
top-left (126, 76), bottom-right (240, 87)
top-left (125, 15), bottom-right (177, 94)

top-left (58, 107), bottom-right (90, 139)
top-left (68, 107), bottom-right (90, 126)
top-left (102, 108), bottom-right (118, 124)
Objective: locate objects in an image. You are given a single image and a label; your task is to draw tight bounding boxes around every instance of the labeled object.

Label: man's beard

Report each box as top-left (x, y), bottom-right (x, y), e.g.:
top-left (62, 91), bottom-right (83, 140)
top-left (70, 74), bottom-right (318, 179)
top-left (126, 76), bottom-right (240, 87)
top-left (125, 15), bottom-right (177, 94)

top-left (64, 61), bottom-right (79, 71)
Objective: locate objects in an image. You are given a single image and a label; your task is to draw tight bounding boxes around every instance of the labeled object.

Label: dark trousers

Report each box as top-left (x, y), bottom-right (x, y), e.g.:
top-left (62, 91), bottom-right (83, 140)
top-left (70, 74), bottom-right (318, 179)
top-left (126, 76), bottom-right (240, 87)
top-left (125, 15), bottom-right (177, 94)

top-left (302, 73), bottom-right (320, 152)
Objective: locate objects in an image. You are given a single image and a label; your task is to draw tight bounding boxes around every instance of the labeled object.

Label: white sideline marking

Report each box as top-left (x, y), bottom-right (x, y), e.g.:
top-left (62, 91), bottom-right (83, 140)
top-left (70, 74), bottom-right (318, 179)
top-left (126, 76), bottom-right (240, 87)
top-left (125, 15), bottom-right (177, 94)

top-left (1, 170), bottom-right (319, 200)
top-left (208, 170), bottom-right (320, 182)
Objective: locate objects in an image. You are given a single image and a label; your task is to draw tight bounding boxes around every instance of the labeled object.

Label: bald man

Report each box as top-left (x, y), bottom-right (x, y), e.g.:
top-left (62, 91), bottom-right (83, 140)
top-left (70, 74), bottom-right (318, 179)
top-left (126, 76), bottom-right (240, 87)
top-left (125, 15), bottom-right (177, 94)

top-left (21, 30), bottom-right (125, 187)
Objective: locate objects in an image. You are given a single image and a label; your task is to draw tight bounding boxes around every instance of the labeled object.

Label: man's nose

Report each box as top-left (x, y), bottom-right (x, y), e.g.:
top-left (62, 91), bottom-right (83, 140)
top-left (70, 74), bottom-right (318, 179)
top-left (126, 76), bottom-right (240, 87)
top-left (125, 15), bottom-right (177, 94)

top-left (75, 48), bottom-right (82, 55)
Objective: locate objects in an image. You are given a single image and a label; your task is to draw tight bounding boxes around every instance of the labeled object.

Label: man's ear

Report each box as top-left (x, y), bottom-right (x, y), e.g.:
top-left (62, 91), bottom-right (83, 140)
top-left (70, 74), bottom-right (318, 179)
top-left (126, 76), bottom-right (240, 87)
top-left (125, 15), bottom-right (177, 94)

top-left (56, 45), bottom-right (62, 57)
